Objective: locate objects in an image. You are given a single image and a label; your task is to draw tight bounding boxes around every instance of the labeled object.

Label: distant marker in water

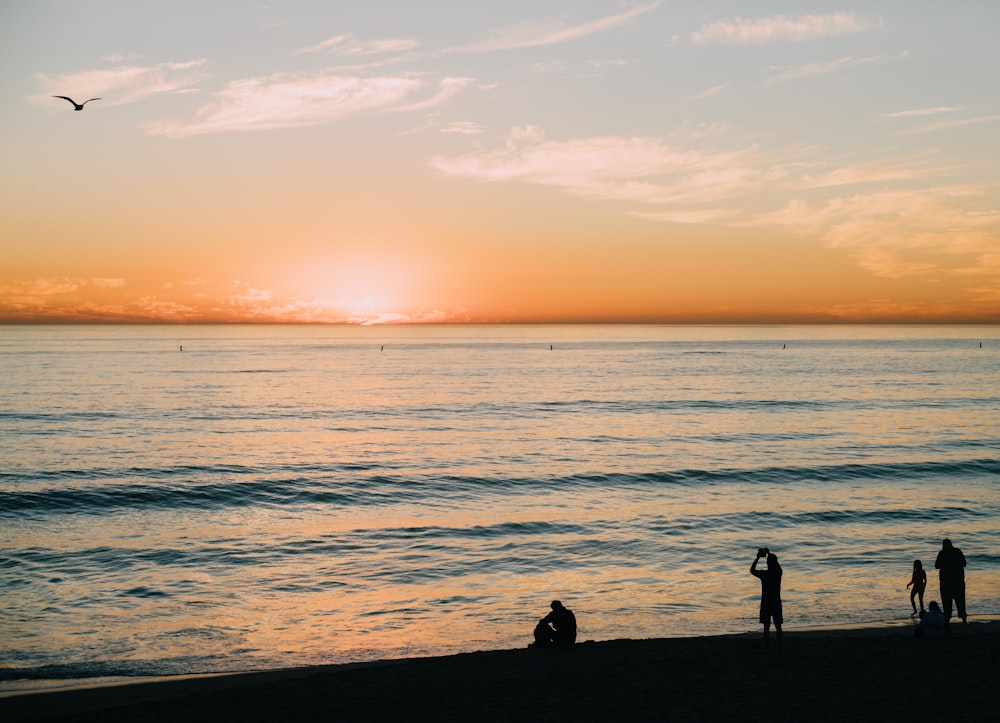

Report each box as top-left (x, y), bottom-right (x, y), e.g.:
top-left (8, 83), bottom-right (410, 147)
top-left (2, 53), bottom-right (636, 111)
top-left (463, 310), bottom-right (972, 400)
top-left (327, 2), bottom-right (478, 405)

top-left (782, 344), bottom-right (786, 350)
top-left (380, 345), bottom-right (384, 352)
top-left (179, 345), bottom-right (183, 352)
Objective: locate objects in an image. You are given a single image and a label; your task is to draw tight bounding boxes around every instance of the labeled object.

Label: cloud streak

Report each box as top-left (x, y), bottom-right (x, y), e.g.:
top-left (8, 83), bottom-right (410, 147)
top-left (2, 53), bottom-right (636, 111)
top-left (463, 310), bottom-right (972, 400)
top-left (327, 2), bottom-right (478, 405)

top-left (35, 60), bottom-right (207, 106)
top-left (745, 186), bottom-right (1000, 279)
top-left (447, 1), bottom-right (661, 53)
top-left (691, 13), bottom-right (869, 45)
top-left (433, 126), bottom-right (1000, 287)
top-left (768, 52), bottom-right (907, 83)
top-left (146, 73), bottom-right (469, 137)
top-left (430, 126), bottom-right (769, 209)
top-left (897, 114), bottom-right (1000, 136)
top-left (882, 106), bottom-right (962, 118)
top-left (293, 34), bottom-right (420, 56)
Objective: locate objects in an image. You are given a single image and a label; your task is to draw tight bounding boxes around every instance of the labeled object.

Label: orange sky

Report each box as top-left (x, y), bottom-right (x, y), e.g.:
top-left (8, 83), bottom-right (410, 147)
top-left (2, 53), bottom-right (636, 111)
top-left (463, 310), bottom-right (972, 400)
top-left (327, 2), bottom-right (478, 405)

top-left (3, 2), bottom-right (1000, 323)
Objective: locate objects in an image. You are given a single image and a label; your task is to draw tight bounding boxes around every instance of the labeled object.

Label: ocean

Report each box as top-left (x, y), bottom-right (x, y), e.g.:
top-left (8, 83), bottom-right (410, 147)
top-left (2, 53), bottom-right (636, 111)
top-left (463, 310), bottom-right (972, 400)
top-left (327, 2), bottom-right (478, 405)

top-left (1, 324), bottom-right (998, 687)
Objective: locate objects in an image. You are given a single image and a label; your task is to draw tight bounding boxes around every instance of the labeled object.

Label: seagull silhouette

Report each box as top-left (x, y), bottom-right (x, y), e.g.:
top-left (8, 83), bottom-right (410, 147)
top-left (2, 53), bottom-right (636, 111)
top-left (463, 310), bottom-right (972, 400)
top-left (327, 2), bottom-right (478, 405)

top-left (53, 95), bottom-right (101, 111)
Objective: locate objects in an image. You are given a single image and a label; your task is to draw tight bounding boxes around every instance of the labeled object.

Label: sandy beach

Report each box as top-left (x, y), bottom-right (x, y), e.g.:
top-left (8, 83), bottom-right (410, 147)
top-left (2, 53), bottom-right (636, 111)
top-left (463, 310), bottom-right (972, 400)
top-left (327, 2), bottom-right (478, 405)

top-left (3, 621), bottom-right (998, 722)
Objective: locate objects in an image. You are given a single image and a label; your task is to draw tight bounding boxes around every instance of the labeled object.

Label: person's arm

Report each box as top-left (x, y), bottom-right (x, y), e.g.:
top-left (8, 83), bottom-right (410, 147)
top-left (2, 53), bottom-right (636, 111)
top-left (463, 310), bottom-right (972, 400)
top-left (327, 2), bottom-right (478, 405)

top-left (935, 552), bottom-right (943, 569)
top-left (960, 550), bottom-right (966, 567)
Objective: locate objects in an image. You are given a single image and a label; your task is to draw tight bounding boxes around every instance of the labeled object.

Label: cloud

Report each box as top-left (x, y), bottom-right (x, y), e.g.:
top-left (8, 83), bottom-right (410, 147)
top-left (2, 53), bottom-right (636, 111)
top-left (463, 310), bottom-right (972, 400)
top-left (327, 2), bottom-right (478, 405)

top-left (746, 186), bottom-right (1000, 278)
top-left (768, 52), bottom-right (907, 83)
top-left (101, 52), bottom-right (143, 63)
top-left (0, 277), bottom-right (81, 298)
top-left (146, 72), bottom-right (445, 137)
top-left (797, 156), bottom-right (933, 189)
top-left (447, 1), bottom-right (661, 53)
top-left (691, 84), bottom-right (728, 100)
top-left (430, 126), bottom-right (766, 207)
top-left (882, 106), bottom-right (962, 119)
top-left (897, 114), bottom-right (1000, 136)
top-left (813, 299), bottom-right (979, 322)
top-left (691, 13), bottom-right (869, 45)
top-left (630, 207), bottom-right (738, 224)
top-left (294, 34), bottom-right (419, 56)
top-left (397, 76), bottom-right (475, 112)
top-left (35, 60), bottom-right (207, 106)
top-left (441, 121), bottom-right (486, 135)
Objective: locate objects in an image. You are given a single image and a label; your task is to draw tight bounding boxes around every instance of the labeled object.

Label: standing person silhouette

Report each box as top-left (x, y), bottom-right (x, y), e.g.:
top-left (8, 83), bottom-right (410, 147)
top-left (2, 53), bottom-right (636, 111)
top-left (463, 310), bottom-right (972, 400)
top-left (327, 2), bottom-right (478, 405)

top-left (935, 539), bottom-right (967, 632)
top-left (750, 548), bottom-right (783, 650)
top-left (906, 559), bottom-right (927, 615)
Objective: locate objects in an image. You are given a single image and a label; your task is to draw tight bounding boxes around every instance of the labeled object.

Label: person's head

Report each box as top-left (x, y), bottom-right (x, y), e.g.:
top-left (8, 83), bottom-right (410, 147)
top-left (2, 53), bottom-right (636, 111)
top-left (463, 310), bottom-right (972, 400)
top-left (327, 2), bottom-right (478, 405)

top-left (929, 601), bottom-right (941, 612)
top-left (766, 553), bottom-right (779, 568)
top-left (914, 559), bottom-right (922, 569)
top-left (942, 539), bottom-right (953, 549)
top-left (550, 600), bottom-right (563, 611)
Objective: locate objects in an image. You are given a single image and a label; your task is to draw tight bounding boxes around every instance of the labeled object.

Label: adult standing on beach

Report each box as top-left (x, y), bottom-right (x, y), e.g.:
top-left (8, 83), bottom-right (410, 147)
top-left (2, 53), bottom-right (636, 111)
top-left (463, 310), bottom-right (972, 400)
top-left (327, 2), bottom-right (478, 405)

top-left (750, 548), bottom-right (783, 650)
top-left (935, 538), bottom-right (967, 629)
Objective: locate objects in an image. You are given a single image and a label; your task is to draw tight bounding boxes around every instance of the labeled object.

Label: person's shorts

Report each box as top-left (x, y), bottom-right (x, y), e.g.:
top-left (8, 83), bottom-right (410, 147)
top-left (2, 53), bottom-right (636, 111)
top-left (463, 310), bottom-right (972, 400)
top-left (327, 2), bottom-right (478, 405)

top-left (760, 603), bottom-right (783, 625)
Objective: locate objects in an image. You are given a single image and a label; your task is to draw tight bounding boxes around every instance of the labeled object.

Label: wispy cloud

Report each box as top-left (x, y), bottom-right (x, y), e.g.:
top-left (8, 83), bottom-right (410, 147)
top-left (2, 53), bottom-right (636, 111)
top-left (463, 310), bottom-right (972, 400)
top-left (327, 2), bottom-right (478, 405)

top-left (631, 207), bottom-right (738, 224)
top-left (691, 13), bottom-right (870, 45)
top-left (797, 156), bottom-right (935, 189)
top-left (432, 123), bottom-right (1000, 287)
top-left (35, 60), bottom-right (207, 106)
top-left (430, 126), bottom-right (766, 207)
top-left (146, 72), bottom-right (469, 137)
top-left (898, 114), bottom-right (1000, 136)
top-left (397, 77), bottom-right (475, 112)
top-left (447, 1), bottom-right (661, 53)
top-left (441, 121), bottom-right (486, 135)
top-left (691, 84), bottom-right (728, 100)
top-left (768, 52), bottom-right (907, 83)
top-left (100, 52), bottom-right (143, 63)
top-left (745, 186), bottom-right (1000, 279)
top-left (293, 34), bottom-right (419, 56)
top-left (882, 106), bottom-right (962, 118)
top-left (0, 275), bottom-right (476, 324)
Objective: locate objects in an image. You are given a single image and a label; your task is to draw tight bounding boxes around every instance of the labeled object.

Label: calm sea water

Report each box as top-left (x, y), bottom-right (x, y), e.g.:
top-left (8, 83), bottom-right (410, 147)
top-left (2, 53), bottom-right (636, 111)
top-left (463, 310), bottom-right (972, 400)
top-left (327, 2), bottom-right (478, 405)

top-left (1, 324), bottom-right (998, 685)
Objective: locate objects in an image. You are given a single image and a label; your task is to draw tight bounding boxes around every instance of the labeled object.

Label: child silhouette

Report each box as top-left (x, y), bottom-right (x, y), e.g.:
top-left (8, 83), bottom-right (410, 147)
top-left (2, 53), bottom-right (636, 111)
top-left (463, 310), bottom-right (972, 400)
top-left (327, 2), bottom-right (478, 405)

top-left (906, 559), bottom-right (926, 615)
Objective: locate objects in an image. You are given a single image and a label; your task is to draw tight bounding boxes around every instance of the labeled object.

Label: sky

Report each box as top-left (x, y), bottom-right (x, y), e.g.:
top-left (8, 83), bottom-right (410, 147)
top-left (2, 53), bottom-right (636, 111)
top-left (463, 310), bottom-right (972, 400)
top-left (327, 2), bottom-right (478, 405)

top-left (2, 0), bottom-right (999, 324)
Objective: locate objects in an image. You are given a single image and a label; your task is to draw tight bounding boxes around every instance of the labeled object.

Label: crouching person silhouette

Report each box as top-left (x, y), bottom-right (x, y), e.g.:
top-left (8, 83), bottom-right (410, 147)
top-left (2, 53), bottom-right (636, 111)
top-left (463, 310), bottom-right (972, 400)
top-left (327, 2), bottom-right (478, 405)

top-left (531, 600), bottom-right (577, 647)
top-left (915, 601), bottom-right (946, 638)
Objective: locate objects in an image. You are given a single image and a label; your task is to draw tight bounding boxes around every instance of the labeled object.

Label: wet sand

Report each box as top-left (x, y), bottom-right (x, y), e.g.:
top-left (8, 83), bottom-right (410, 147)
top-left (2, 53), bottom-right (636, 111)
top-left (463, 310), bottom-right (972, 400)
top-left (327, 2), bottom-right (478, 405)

top-left (3, 622), bottom-right (998, 722)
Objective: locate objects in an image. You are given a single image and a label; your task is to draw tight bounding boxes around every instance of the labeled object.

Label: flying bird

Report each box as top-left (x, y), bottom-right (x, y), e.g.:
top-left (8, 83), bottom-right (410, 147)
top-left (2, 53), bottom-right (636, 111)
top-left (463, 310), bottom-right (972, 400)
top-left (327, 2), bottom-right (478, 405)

top-left (52, 95), bottom-right (101, 111)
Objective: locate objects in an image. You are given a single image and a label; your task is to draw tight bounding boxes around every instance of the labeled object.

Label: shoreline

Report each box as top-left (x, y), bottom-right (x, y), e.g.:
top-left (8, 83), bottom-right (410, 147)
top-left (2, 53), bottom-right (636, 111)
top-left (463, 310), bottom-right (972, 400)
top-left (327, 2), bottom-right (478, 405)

top-left (4, 619), bottom-right (998, 722)
top-left (5, 615), bottom-right (998, 697)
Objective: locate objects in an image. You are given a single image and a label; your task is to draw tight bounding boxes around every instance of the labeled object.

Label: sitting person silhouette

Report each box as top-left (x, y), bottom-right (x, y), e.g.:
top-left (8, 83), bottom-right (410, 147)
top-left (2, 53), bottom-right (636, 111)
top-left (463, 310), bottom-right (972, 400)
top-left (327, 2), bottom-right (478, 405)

top-left (531, 600), bottom-right (577, 647)
top-left (916, 600), bottom-right (946, 638)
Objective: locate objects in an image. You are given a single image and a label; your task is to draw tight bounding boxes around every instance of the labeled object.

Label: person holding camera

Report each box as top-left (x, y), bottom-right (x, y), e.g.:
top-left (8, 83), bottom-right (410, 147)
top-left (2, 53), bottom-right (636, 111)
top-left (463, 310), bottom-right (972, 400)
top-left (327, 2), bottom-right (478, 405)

top-left (750, 547), bottom-right (783, 650)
